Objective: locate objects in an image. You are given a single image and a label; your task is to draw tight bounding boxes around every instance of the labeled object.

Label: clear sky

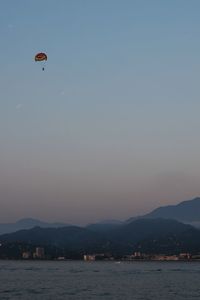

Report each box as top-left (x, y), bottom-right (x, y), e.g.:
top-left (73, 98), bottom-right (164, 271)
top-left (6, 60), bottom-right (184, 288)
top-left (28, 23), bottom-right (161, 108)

top-left (1, 0), bottom-right (200, 225)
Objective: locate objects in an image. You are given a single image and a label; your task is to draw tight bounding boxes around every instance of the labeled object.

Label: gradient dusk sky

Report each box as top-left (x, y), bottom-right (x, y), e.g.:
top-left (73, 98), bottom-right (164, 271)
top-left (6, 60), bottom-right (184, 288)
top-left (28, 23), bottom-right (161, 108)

top-left (1, 0), bottom-right (200, 225)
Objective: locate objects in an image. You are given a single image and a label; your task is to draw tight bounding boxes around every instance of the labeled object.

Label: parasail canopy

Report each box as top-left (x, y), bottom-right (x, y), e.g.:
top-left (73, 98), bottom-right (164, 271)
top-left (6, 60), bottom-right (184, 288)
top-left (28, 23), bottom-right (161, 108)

top-left (35, 52), bottom-right (47, 62)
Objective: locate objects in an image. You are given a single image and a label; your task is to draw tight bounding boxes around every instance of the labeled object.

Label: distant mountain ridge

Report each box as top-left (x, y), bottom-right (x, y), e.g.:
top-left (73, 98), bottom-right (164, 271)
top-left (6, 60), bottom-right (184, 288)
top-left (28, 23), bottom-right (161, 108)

top-left (143, 197), bottom-right (200, 223)
top-left (127, 197), bottom-right (200, 226)
top-left (0, 225), bottom-right (110, 254)
top-left (1, 197), bottom-right (200, 257)
top-left (1, 197), bottom-right (200, 235)
top-left (0, 218), bottom-right (199, 256)
top-left (0, 218), bottom-right (68, 235)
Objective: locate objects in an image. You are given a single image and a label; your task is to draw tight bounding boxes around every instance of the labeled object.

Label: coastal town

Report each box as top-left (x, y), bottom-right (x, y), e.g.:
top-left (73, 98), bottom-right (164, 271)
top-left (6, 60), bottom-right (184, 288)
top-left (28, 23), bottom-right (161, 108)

top-left (12, 248), bottom-right (200, 261)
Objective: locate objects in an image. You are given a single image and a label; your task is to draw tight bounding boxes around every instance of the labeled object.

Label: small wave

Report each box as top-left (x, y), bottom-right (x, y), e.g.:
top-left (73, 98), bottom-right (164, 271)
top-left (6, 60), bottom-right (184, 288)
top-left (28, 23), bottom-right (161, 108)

top-left (26, 289), bottom-right (43, 295)
top-left (24, 267), bottom-right (43, 271)
top-left (1, 288), bottom-right (21, 293)
top-left (99, 292), bottom-right (111, 297)
top-left (69, 269), bottom-right (84, 273)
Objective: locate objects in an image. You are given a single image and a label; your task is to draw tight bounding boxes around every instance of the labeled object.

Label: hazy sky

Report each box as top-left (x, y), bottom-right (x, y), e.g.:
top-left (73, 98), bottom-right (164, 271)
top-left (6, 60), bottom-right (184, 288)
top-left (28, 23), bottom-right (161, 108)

top-left (1, 0), bottom-right (200, 225)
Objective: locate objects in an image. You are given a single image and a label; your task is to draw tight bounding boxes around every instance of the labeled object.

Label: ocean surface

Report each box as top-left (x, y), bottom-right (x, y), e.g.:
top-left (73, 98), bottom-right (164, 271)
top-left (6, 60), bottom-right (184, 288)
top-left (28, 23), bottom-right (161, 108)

top-left (0, 260), bottom-right (200, 299)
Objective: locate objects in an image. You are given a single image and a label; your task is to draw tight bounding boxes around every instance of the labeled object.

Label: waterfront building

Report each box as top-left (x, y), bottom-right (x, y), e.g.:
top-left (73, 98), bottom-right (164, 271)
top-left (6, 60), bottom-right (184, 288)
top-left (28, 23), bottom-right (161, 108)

top-left (33, 247), bottom-right (45, 259)
top-left (83, 255), bottom-right (96, 261)
top-left (22, 251), bottom-right (31, 259)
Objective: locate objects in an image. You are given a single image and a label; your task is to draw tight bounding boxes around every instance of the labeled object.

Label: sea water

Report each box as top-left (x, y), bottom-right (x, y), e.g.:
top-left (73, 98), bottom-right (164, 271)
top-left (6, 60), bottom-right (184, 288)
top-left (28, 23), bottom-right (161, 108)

top-left (0, 260), bottom-right (200, 299)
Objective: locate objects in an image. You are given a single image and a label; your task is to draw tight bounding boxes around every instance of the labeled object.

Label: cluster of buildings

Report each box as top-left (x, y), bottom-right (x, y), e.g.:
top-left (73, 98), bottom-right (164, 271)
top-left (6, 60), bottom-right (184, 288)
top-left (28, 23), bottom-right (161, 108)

top-left (123, 252), bottom-right (192, 261)
top-left (20, 249), bottom-right (200, 261)
top-left (22, 247), bottom-right (45, 259)
top-left (83, 254), bottom-right (111, 261)
top-left (83, 252), bottom-right (200, 261)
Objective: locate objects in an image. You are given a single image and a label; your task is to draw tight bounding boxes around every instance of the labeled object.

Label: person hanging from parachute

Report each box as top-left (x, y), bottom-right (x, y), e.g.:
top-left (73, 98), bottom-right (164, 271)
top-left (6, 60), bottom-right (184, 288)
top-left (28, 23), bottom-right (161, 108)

top-left (34, 52), bottom-right (47, 71)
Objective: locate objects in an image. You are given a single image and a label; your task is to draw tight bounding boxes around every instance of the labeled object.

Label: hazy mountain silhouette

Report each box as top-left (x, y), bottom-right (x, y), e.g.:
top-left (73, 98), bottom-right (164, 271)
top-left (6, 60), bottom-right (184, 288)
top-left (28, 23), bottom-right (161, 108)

top-left (86, 220), bottom-right (123, 233)
top-left (127, 197), bottom-right (200, 227)
top-left (0, 225), bottom-right (109, 253)
top-left (0, 218), bottom-right (69, 235)
top-left (134, 227), bottom-right (200, 255)
top-left (1, 196), bottom-right (200, 237)
top-left (0, 218), bottom-right (198, 255)
top-left (106, 218), bottom-right (195, 254)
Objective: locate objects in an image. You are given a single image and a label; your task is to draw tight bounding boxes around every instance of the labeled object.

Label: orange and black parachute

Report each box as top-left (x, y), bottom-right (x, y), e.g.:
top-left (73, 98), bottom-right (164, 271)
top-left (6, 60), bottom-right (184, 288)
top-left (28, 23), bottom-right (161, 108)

top-left (35, 52), bottom-right (47, 61)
